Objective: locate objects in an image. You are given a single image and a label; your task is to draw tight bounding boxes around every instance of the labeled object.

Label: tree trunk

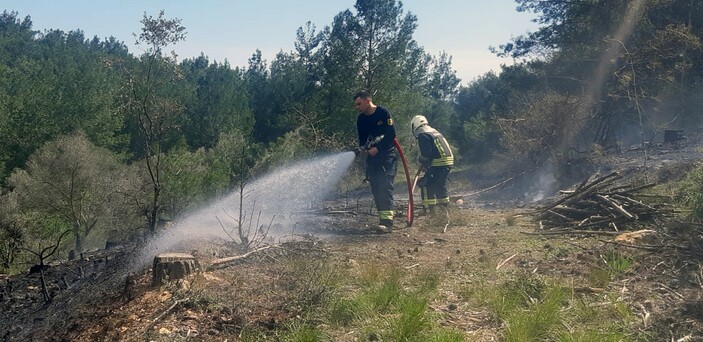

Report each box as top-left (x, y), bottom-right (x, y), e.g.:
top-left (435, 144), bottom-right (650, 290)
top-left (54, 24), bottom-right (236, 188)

top-left (152, 253), bottom-right (199, 286)
top-left (73, 229), bottom-right (83, 254)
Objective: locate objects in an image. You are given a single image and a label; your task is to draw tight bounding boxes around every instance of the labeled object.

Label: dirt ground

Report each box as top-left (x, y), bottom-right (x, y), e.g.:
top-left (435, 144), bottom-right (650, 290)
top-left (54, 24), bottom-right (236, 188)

top-left (2, 204), bottom-right (703, 341)
top-left (2, 132), bottom-right (703, 341)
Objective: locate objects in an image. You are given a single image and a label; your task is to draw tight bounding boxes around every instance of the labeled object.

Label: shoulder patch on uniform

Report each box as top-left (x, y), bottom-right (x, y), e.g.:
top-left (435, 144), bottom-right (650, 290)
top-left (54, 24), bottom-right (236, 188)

top-left (387, 118), bottom-right (393, 126)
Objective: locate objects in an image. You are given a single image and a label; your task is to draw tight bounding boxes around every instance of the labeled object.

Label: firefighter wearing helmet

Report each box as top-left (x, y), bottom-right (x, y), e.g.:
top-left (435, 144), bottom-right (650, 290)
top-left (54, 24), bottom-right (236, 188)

top-left (411, 115), bottom-right (454, 218)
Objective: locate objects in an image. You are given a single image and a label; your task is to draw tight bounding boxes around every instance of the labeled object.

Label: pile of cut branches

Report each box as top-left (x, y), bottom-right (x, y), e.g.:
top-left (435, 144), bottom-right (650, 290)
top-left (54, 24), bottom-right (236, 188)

top-left (535, 171), bottom-right (673, 231)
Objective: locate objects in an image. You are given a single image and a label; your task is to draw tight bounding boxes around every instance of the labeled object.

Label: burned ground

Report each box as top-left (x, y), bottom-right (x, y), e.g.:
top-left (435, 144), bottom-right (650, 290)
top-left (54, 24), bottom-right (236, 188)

top-left (2, 131), bottom-right (703, 341)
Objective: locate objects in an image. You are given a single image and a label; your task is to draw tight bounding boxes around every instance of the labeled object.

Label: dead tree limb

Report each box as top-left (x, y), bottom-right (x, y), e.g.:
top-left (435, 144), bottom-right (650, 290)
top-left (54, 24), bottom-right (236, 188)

top-left (147, 297), bottom-right (190, 331)
top-left (465, 172), bottom-right (525, 197)
top-left (595, 195), bottom-right (635, 219)
top-left (521, 229), bottom-right (623, 236)
top-left (496, 253), bottom-right (518, 270)
top-left (539, 171), bottom-right (621, 211)
top-left (20, 229), bottom-right (71, 303)
top-left (208, 245), bottom-right (274, 270)
top-left (532, 171), bottom-right (672, 231)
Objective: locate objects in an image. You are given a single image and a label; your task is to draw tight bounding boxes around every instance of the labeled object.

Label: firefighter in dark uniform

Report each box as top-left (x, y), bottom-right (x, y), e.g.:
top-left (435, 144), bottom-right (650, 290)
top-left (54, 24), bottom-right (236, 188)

top-left (354, 91), bottom-right (397, 231)
top-left (411, 115), bottom-right (454, 217)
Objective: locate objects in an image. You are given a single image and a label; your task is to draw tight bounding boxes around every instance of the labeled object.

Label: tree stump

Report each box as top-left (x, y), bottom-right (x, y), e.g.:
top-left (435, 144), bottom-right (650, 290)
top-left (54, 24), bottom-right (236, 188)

top-left (152, 253), bottom-right (200, 286)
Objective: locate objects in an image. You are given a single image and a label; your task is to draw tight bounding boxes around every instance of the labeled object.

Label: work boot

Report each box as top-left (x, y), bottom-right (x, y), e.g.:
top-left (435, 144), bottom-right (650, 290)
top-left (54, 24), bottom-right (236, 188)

top-left (369, 225), bottom-right (392, 234)
top-left (375, 219), bottom-right (394, 233)
top-left (374, 225), bottom-right (392, 233)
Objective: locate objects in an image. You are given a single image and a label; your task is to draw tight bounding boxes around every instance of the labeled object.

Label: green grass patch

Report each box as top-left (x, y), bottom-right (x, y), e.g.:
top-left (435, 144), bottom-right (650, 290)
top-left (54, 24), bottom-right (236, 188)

top-left (589, 250), bottom-right (633, 287)
top-left (588, 266), bottom-right (613, 288)
top-left (505, 214), bottom-right (517, 226)
top-left (276, 322), bottom-right (327, 342)
top-left (329, 297), bottom-right (365, 326)
top-left (282, 251), bottom-right (342, 313)
top-left (323, 265), bottom-right (460, 341)
top-left (602, 250), bottom-right (632, 273)
top-left (677, 162), bottom-right (703, 220)
top-left (385, 295), bottom-right (432, 341)
top-left (366, 269), bottom-right (403, 312)
top-left (502, 285), bottom-right (565, 342)
top-left (461, 272), bottom-right (640, 341)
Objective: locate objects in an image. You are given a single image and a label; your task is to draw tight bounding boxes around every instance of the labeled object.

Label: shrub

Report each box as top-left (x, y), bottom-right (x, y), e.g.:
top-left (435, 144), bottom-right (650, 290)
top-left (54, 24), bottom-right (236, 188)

top-left (497, 92), bottom-right (589, 166)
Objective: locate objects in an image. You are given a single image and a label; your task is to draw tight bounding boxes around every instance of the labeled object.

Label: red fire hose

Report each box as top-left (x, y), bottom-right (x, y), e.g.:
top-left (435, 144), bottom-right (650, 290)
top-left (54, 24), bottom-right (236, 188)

top-left (393, 138), bottom-right (414, 227)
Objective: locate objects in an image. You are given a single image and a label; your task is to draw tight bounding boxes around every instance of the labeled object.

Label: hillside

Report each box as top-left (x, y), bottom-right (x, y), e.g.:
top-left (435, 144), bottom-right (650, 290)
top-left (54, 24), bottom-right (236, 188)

top-left (2, 132), bottom-right (703, 341)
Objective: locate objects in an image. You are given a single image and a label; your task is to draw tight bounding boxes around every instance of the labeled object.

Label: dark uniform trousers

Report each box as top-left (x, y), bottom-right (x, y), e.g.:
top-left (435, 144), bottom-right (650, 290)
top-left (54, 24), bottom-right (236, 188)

top-left (367, 154), bottom-right (397, 225)
top-left (420, 166), bottom-right (451, 212)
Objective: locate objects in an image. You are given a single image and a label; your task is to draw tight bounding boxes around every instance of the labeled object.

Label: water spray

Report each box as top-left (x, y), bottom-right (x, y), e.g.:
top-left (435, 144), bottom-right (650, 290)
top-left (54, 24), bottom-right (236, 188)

top-left (129, 151), bottom-right (357, 271)
top-left (129, 136), bottom-right (415, 272)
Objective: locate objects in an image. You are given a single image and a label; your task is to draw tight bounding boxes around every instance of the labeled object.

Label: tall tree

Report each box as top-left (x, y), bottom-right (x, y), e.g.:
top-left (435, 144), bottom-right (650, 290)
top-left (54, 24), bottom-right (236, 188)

top-left (319, 0), bottom-right (420, 96)
top-left (317, 0), bottom-right (422, 139)
top-left (318, 9), bottom-right (361, 134)
top-left (246, 50), bottom-right (277, 142)
top-left (181, 55), bottom-right (253, 149)
top-left (490, 0), bottom-right (703, 154)
top-left (0, 12), bottom-right (127, 183)
top-left (0, 191), bottom-right (23, 271)
top-left (352, 0), bottom-right (417, 93)
top-left (426, 52), bottom-right (460, 101)
top-left (7, 132), bottom-right (123, 253)
top-left (120, 11), bottom-right (187, 234)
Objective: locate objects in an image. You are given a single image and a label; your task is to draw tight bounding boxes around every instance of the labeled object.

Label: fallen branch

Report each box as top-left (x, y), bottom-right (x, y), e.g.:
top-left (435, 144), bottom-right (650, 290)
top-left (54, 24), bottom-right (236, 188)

top-left (598, 239), bottom-right (688, 252)
top-left (496, 253), bottom-right (517, 270)
top-left (572, 287), bottom-right (605, 294)
top-left (521, 229), bottom-right (623, 236)
top-left (659, 283), bottom-right (685, 300)
top-left (290, 209), bottom-right (357, 216)
top-left (148, 297), bottom-right (190, 330)
top-left (539, 171), bottom-right (621, 212)
top-left (465, 172), bottom-right (525, 197)
top-left (595, 194), bottom-right (635, 219)
top-left (208, 245), bottom-right (274, 270)
top-left (532, 171), bottom-right (674, 232)
top-left (545, 209), bottom-right (574, 222)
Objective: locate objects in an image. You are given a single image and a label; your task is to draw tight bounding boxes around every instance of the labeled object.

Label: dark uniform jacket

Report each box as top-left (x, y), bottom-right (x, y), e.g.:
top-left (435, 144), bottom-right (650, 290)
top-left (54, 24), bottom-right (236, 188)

top-left (415, 125), bottom-right (453, 168)
top-left (356, 106), bottom-right (396, 161)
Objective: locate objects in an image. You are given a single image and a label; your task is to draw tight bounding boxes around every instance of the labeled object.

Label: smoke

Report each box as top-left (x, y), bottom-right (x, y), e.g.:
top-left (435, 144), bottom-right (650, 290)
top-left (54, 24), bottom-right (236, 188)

top-left (526, 162), bottom-right (559, 202)
top-left (534, 0), bottom-right (647, 194)
top-left (585, 0), bottom-right (647, 105)
top-left (129, 151), bottom-right (357, 271)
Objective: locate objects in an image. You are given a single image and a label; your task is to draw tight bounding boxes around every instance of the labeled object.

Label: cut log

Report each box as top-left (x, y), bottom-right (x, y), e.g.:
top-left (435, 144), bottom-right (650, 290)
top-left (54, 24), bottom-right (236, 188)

top-left (152, 253), bottom-right (200, 286)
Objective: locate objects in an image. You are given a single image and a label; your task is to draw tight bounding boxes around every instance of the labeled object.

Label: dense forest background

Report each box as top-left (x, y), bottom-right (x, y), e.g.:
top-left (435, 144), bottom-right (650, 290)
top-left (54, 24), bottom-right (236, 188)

top-left (1, 0), bottom-right (703, 272)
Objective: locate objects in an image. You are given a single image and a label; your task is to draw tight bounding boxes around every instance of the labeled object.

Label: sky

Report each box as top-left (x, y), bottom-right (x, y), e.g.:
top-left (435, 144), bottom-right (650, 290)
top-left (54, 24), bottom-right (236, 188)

top-left (3, 0), bottom-right (539, 84)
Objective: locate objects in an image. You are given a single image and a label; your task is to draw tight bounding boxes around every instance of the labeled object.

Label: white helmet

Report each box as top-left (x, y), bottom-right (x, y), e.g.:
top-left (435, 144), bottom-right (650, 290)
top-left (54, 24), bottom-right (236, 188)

top-left (410, 115), bottom-right (428, 135)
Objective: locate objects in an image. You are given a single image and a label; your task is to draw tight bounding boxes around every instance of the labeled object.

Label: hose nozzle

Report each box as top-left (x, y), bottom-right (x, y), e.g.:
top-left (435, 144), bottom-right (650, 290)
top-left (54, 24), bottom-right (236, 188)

top-left (353, 135), bottom-right (384, 156)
